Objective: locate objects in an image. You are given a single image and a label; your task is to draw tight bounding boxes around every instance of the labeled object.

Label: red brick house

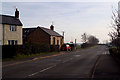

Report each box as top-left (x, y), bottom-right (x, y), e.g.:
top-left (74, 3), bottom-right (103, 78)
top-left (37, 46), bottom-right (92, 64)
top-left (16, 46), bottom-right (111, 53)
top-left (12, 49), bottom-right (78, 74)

top-left (23, 25), bottom-right (64, 50)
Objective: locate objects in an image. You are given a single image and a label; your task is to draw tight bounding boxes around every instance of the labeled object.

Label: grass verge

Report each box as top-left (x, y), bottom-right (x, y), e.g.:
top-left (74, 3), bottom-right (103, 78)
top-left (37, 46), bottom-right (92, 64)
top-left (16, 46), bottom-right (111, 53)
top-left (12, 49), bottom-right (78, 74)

top-left (3, 52), bottom-right (59, 62)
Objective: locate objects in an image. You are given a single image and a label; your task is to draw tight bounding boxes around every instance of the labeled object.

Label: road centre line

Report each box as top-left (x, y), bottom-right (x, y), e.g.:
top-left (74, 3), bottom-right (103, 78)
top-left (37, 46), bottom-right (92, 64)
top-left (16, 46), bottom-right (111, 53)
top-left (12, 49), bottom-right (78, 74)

top-left (27, 65), bottom-right (56, 77)
top-left (3, 52), bottom-right (65, 68)
top-left (27, 57), bottom-right (74, 77)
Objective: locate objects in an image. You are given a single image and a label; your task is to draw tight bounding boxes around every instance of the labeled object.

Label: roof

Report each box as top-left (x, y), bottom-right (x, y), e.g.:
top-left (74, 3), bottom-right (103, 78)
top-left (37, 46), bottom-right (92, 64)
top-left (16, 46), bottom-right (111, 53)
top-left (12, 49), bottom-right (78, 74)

top-left (23, 28), bottom-right (36, 39)
top-left (40, 27), bottom-right (63, 37)
top-left (0, 15), bottom-right (23, 26)
top-left (23, 27), bottom-right (63, 39)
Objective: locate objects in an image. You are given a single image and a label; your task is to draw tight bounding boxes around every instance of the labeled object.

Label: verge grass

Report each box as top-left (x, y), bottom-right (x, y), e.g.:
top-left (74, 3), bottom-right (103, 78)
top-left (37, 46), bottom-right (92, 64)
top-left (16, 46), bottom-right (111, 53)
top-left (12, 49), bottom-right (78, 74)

top-left (3, 52), bottom-right (59, 61)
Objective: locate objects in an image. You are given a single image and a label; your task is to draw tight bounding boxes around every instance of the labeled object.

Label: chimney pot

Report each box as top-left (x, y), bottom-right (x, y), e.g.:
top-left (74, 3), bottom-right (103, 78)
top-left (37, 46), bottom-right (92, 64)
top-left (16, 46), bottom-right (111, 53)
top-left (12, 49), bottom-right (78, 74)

top-left (15, 8), bottom-right (19, 19)
top-left (50, 25), bottom-right (54, 30)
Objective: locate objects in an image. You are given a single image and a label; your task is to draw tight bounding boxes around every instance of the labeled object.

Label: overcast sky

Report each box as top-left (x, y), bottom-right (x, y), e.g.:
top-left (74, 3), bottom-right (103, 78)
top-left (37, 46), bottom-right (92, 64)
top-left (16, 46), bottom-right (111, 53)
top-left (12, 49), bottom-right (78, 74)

top-left (1, 0), bottom-right (119, 43)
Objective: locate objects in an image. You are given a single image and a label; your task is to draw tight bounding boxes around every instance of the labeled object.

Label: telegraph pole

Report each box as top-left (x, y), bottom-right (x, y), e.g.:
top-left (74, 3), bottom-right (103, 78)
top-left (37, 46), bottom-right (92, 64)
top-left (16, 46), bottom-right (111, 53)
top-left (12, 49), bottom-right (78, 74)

top-left (75, 39), bottom-right (77, 50)
top-left (62, 31), bottom-right (65, 43)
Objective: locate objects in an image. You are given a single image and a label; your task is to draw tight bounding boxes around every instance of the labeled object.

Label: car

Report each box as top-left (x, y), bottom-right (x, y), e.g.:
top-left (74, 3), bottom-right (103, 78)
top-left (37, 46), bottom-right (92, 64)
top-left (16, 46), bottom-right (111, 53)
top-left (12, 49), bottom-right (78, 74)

top-left (61, 44), bottom-right (71, 51)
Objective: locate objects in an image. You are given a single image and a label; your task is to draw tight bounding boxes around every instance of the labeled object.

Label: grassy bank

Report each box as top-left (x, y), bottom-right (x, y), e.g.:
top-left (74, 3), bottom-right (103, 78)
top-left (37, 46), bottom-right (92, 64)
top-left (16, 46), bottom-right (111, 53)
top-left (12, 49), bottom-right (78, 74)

top-left (3, 52), bottom-right (59, 62)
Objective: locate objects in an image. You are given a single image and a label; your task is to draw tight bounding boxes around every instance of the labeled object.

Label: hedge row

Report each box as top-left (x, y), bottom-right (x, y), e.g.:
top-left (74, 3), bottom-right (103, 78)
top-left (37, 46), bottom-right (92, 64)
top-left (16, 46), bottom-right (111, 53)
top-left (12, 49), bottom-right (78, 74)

top-left (109, 47), bottom-right (120, 59)
top-left (2, 43), bottom-right (52, 58)
top-left (81, 43), bottom-right (96, 48)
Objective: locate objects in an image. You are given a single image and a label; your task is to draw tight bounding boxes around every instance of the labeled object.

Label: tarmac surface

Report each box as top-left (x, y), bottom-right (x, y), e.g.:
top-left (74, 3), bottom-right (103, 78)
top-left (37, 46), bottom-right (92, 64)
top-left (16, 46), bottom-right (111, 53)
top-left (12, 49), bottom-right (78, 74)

top-left (2, 45), bottom-right (120, 80)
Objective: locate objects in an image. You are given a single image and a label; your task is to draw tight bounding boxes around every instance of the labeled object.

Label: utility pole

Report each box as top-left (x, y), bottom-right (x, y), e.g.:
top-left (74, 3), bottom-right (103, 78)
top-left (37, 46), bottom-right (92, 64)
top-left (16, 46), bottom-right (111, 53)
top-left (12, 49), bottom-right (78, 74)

top-left (62, 31), bottom-right (65, 43)
top-left (75, 39), bottom-right (77, 50)
top-left (75, 39), bottom-right (77, 45)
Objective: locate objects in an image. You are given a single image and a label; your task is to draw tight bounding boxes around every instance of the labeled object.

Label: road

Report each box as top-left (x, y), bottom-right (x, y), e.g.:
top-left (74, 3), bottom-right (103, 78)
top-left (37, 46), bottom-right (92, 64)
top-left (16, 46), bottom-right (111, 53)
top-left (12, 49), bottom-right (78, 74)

top-left (2, 45), bottom-right (118, 79)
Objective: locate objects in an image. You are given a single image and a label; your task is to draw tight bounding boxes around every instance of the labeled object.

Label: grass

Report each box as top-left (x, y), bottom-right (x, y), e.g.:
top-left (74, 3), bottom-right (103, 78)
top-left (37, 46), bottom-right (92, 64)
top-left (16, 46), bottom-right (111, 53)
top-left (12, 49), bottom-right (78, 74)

top-left (3, 45), bottom-right (99, 62)
top-left (76, 45), bottom-right (81, 49)
top-left (3, 52), bottom-right (59, 62)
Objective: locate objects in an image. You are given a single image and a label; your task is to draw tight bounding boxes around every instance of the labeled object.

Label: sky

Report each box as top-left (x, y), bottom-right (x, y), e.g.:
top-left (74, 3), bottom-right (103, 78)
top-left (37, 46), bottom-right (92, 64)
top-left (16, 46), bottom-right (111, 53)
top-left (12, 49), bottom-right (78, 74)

top-left (1, 0), bottom-right (119, 43)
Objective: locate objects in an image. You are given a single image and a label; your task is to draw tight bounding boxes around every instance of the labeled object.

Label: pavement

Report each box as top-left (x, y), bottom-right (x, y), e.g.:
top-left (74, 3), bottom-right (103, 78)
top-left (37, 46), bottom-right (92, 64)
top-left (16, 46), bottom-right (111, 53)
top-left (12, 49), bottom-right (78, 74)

top-left (92, 51), bottom-right (120, 79)
top-left (2, 45), bottom-right (120, 80)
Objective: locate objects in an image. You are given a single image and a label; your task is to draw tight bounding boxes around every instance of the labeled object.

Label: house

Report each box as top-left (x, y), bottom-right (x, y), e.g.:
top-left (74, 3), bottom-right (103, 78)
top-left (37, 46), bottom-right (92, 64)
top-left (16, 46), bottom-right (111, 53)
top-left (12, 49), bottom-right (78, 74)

top-left (23, 25), bottom-right (64, 49)
top-left (0, 9), bottom-right (23, 45)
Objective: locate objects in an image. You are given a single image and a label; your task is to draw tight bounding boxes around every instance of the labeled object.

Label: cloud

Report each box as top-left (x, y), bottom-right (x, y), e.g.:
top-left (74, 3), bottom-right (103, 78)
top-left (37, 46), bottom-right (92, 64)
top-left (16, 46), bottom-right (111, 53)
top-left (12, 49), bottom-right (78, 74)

top-left (1, 0), bottom-right (120, 2)
top-left (2, 2), bottom-right (117, 43)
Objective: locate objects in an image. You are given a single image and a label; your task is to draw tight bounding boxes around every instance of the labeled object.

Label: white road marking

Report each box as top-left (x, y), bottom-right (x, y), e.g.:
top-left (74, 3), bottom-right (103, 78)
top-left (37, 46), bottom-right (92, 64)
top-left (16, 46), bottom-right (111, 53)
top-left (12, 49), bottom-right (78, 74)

top-left (27, 65), bottom-right (56, 77)
top-left (104, 52), bottom-right (107, 55)
top-left (62, 60), bottom-right (69, 63)
top-left (70, 58), bottom-right (73, 60)
top-left (74, 55), bottom-right (81, 57)
top-left (103, 51), bottom-right (109, 55)
top-left (3, 52), bottom-right (65, 67)
top-left (62, 58), bottom-right (73, 63)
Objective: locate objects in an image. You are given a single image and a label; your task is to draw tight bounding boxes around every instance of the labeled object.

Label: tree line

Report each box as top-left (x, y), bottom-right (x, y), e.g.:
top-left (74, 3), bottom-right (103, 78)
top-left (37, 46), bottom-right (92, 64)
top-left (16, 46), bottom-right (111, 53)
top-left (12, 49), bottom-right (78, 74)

top-left (108, 4), bottom-right (120, 53)
top-left (81, 33), bottom-right (99, 48)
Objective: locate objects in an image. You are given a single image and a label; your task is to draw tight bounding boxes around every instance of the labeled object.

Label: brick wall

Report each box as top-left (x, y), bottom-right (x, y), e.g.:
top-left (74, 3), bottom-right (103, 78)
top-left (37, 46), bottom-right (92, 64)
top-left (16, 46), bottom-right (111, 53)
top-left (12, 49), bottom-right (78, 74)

top-left (24, 28), bottom-right (50, 45)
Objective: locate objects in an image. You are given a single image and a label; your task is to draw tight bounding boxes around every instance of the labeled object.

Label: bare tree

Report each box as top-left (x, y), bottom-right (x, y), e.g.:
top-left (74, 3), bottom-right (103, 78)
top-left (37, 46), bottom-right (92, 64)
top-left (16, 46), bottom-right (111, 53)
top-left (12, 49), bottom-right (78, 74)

top-left (81, 33), bottom-right (88, 43)
top-left (109, 4), bottom-right (120, 50)
top-left (87, 35), bottom-right (99, 44)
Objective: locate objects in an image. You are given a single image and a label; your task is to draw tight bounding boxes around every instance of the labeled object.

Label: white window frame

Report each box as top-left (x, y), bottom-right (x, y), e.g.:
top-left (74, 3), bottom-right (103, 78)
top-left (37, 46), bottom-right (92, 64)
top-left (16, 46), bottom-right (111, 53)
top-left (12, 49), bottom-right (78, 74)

top-left (8, 40), bottom-right (18, 45)
top-left (9, 25), bottom-right (17, 31)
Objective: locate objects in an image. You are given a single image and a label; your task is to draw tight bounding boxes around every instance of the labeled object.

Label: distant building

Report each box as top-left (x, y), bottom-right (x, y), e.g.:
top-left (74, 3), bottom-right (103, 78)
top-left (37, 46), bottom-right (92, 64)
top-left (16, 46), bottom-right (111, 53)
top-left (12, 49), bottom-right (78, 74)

top-left (23, 25), bottom-right (64, 49)
top-left (0, 9), bottom-right (23, 45)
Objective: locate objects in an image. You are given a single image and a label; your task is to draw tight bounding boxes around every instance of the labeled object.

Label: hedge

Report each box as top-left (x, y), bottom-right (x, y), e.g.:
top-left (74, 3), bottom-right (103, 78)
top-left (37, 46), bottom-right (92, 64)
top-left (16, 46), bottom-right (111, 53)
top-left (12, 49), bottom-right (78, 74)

top-left (2, 43), bottom-right (51, 58)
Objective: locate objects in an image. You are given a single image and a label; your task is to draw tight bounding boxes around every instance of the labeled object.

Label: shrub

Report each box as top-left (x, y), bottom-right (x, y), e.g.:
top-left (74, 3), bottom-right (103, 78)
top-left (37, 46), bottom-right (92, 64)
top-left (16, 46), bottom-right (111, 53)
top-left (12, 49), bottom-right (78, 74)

top-left (50, 45), bottom-right (60, 52)
top-left (2, 43), bottom-right (51, 59)
top-left (31, 43), bottom-right (50, 53)
top-left (109, 47), bottom-right (120, 58)
top-left (81, 43), bottom-right (95, 48)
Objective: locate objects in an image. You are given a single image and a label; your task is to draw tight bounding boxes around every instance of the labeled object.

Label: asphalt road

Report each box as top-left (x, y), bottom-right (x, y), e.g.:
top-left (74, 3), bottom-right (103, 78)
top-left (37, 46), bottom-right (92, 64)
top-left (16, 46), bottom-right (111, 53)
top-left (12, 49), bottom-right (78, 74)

top-left (2, 45), bottom-right (109, 79)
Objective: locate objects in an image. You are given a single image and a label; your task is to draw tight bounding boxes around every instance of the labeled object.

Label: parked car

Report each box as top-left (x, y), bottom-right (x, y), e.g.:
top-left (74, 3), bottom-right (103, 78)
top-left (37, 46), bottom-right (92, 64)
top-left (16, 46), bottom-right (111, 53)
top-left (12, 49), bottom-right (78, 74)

top-left (61, 44), bottom-right (71, 51)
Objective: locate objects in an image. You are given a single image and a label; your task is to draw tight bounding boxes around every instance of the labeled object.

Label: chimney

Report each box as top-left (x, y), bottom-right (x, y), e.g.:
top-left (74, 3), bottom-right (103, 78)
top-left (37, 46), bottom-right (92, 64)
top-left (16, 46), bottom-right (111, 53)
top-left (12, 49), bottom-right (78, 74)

top-left (15, 8), bottom-right (19, 19)
top-left (50, 25), bottom-right (54, 30)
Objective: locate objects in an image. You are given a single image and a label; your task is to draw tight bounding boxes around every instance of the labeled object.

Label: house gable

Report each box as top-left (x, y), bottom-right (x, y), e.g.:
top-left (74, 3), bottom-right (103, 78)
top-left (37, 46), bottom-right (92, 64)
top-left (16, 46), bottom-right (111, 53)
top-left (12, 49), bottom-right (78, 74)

top-left (23, 28), bottom-right (50, 44)
top-left (0, 15), bottom-right (23, 26)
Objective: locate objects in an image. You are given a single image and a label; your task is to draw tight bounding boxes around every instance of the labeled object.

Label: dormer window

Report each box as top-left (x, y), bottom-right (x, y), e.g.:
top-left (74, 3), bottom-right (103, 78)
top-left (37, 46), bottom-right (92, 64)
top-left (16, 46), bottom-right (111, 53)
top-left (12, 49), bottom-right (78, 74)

top-left (9, 25), bottom-right (17, 31)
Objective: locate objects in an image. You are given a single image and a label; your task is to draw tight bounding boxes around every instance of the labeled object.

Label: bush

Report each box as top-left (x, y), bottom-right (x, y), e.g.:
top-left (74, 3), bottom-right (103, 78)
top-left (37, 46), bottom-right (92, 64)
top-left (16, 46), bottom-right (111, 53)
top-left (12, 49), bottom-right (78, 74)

top-left (50, 45), bottom-right (60, 52)
top-left (81, 43), bottom-right (95, 48)
top-left (2, 43), bottom-right (51, 59)
top-left (31, 43), bottom-right (50, 54)
top-left (109, 47), bottom-right (120, 58)
top-left (21, 43), bottom-right (32, 55)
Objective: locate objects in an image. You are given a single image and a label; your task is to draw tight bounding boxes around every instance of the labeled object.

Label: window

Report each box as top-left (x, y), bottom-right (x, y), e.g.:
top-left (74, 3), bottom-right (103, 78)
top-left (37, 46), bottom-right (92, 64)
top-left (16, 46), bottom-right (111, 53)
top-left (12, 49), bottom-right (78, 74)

top-left (8, 40), bottom-right (18, 45)
top-left (15, 40), bottom-right (17, 45)
top-left (9, 25), bottom-right (17, 31)
top-left (57, 40), bottom-right (59, 45)
top-left (8, 40), bottom-right (11, 45)
top-left (53, 37), bottom-right (55, 45)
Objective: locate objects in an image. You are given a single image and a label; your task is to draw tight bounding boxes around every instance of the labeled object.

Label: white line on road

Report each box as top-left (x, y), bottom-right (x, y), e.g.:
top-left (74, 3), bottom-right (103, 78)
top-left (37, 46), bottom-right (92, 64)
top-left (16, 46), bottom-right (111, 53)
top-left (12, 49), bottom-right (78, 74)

top-left (62, 58), bottom-right (73, 63)
top-left (27, 65), bottom-right (56, 77)
top-left (62, 60), bottom-right (69, 63)
top-left (28, 57), bottom-right (74, 77)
